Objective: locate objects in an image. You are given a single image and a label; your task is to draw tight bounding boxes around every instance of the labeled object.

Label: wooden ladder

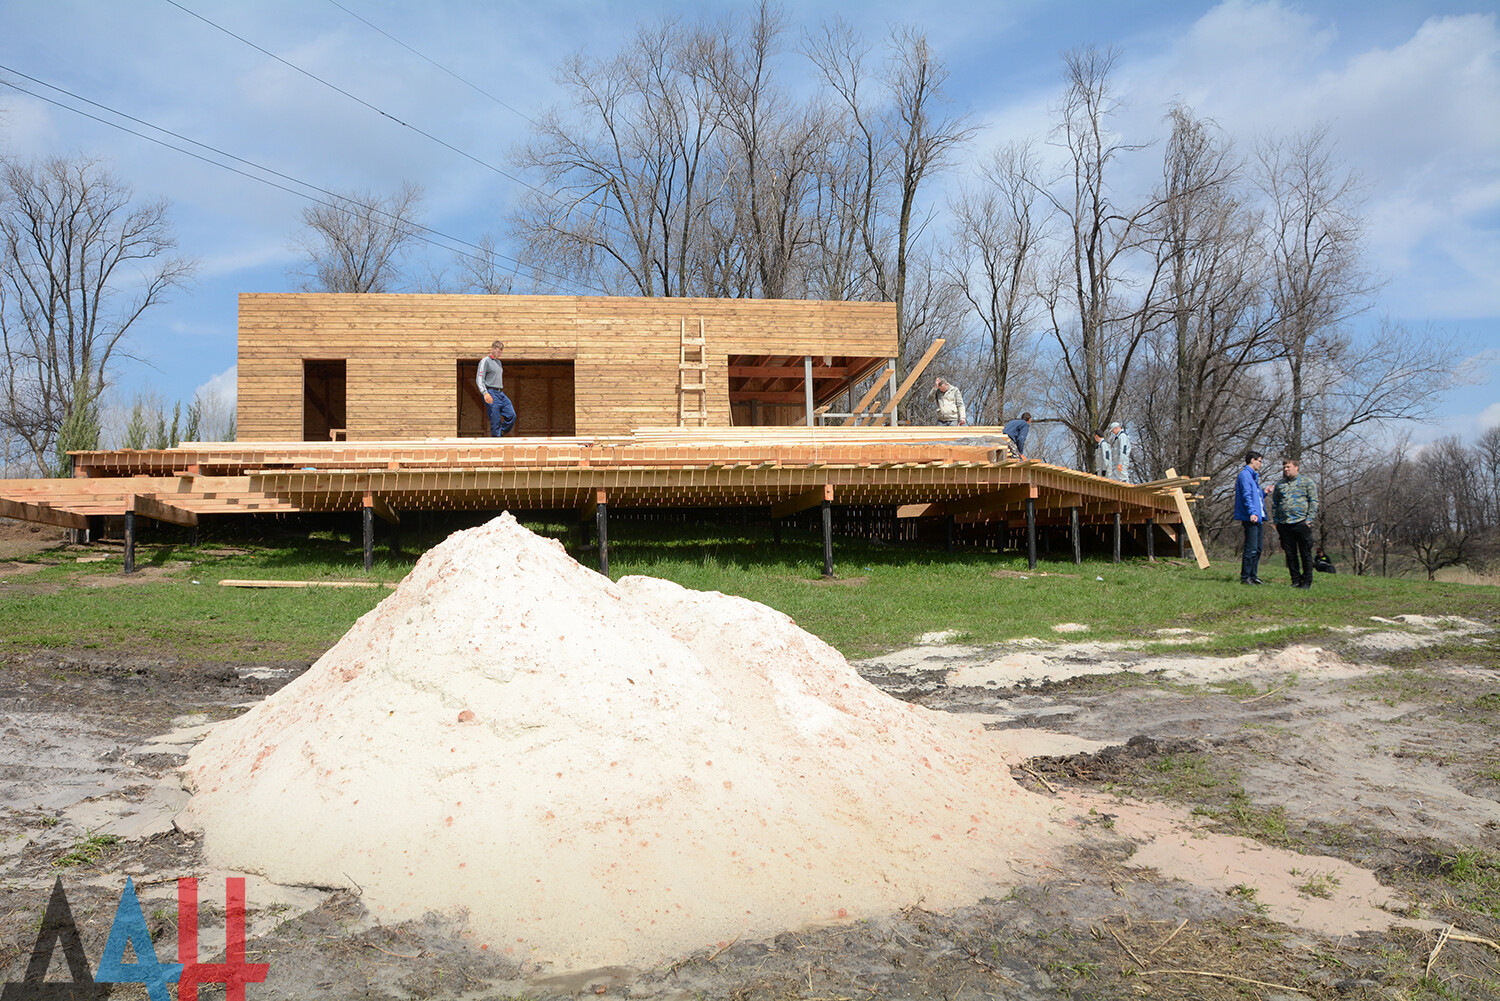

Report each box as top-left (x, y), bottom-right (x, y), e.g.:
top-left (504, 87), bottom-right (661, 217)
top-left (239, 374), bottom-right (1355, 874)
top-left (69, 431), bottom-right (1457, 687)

top-left (678, 317), bottom-right (709, 427)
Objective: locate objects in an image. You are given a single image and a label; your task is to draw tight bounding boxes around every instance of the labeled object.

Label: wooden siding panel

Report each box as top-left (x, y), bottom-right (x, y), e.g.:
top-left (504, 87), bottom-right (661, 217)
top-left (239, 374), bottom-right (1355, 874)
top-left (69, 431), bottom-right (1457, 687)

top-left (238, 294), bottom-right (896, 441)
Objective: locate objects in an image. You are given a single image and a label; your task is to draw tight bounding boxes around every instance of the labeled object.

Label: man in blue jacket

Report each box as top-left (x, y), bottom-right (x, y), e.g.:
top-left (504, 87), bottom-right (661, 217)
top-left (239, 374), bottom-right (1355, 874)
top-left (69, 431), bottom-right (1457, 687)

top-left (1233, 450), bottom-right (1266, 584)
top-left (1003, 412), bottom-right (1032, 459)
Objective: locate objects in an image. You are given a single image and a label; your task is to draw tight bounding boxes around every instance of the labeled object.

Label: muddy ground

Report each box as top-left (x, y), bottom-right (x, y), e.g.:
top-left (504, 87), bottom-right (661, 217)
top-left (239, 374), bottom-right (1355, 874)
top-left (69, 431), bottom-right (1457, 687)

top-left (1, 529), bottom-right (1498, 999)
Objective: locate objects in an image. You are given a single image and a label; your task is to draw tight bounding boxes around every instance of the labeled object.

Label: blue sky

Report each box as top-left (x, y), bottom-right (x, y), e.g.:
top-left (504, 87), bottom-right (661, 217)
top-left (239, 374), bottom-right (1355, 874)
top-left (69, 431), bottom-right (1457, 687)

top-left (1, 0), bottom-right (1496, 441)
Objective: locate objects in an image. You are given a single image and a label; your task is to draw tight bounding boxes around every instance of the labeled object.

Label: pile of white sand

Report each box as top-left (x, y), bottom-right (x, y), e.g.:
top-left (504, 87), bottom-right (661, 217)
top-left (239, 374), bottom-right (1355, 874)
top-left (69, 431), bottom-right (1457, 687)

top-left (181, 515), bottom-right (1067, 971)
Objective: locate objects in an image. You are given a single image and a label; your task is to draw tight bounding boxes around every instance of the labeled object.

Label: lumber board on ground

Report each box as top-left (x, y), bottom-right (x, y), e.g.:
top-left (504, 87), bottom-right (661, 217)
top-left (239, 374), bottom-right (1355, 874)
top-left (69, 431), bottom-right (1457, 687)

top-left (218, 579), bottom-right (398, 589)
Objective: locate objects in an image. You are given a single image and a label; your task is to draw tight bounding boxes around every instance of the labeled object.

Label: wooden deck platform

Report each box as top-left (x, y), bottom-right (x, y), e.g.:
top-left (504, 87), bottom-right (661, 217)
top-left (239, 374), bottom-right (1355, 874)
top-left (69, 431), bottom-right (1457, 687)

top-left (0, 427), bottom-right (1209, 573)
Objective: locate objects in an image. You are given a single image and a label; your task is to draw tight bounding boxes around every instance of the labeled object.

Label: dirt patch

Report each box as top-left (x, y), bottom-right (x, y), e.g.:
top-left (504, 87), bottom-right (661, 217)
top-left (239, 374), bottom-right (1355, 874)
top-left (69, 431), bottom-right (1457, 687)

top-left (802, 574), bottom-right (867, 586)
top-left (0, 520), bottom-right (67, 561)
top-left (0, 560), bottom-right (54, 578)
top-left (2, 612), bottom-right (1499, 998)
top-left (66, 564), bottom-right (182, 586)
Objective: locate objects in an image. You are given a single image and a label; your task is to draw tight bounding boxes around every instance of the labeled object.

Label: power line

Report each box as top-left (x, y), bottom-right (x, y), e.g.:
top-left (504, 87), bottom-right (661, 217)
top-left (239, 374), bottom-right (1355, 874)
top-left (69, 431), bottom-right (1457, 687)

top-left (0, 66), bottom-right (603, 295)
top-left (323, 0), bottom-right (537, 127)
top-left (163, 0), bottom-right (564, 207)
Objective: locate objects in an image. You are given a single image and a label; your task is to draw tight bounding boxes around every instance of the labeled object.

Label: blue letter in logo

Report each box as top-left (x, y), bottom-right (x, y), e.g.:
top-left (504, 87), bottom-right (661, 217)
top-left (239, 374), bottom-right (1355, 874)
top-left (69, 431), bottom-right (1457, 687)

top-left (95, 878), bottom-right (182, 1001)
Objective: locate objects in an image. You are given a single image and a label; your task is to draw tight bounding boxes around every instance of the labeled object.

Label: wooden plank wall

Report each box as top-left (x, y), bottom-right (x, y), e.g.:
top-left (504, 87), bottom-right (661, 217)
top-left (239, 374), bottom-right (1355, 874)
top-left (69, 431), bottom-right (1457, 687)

top-left (238, 294), bottom-right (896, 441)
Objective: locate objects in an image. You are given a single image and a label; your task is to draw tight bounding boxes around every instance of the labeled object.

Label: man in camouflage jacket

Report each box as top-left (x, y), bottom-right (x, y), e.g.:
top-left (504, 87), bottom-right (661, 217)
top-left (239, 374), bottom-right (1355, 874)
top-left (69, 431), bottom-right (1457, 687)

top-left (1271, 457), bottom-right (1319, 589)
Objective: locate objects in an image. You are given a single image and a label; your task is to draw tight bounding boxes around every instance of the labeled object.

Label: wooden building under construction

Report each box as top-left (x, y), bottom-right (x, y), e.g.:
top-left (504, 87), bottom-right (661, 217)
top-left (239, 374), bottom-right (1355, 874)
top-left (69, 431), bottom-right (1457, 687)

top-left (0, 293), bottom-right (1209, 574)
top-left (238, 293), bottom-right (903, 440)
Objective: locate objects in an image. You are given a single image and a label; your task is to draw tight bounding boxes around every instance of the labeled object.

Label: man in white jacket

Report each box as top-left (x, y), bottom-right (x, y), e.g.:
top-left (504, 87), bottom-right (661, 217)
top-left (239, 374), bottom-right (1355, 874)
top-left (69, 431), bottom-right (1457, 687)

top-left (931, 377), bottom-right (967, 426)
top-left (1107, 421), bottom-right (1131, 482)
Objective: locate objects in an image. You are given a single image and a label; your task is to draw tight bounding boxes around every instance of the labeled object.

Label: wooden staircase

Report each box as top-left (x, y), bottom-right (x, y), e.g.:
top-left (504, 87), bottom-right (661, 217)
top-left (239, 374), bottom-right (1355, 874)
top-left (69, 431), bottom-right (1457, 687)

top-left (678, 318), bottom-right (709, 427)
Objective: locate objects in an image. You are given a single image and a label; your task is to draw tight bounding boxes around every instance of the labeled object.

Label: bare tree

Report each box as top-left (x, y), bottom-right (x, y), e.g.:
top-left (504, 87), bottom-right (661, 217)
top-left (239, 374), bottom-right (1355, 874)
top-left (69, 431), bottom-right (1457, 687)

top-left (1135, 106), bottom-right (1279, 483)
top-left (510, 17), bottom-right (724, 296)
top-left (882, 26), bottom-right (975, 358)
top-left (0, 156), bottom-right (193, 473)
top-left (948, 141), bottom-right (1043, 422)
top-left (293, 181), bottom-right (424, 293)
top-left (453, 233), bottom-right (518, 295)
top-left (1477, 424), bottom-right (1500, 528)
top-left (893, 246), bottom-right (968, 423)
top-left (1036, 47), bottom-right (1163, 463)
top-left (804, 18), bottom-right (890, 303)
top-left (1296, 319), bottom-right (1465, 460)
top-left (1254, 127), bottom-right (1375, 459)
top-left (703, 4), bottom-right (828, 300)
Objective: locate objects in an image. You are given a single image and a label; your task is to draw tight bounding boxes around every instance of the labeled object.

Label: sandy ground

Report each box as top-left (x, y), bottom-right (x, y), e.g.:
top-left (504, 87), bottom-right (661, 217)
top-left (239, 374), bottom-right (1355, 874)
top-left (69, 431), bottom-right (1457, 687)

top-left (0, 532), bottom-right (1497, 998)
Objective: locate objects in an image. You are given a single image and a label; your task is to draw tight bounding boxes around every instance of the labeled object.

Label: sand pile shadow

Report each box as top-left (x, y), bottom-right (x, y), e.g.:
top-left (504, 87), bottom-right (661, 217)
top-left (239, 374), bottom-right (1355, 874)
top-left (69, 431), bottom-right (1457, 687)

top-left (180, 514), bottom-right (1070, 971)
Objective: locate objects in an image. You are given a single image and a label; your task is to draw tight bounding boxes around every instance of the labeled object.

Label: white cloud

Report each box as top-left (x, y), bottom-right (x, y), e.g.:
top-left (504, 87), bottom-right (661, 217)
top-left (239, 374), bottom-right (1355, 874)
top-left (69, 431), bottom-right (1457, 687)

top-left (1124, 6), bottom-right (1500, 317)
top-left (1481, 401), bottom-right (1500, 431)
top-left (194, 365), bottom-right (237, 409)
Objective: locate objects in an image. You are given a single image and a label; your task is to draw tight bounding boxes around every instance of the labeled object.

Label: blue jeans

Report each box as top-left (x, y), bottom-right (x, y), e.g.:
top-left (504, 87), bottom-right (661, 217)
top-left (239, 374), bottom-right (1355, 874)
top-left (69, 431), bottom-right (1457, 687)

top-left (1240, 520), bottom-right (1262, 581)
top-left (485, 390), bottom-right (515, 437)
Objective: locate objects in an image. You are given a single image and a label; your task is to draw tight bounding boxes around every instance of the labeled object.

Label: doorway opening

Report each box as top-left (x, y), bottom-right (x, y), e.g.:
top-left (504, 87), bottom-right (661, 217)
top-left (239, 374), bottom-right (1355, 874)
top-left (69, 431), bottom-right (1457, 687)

top-left (457, 360), bottom-right (576, 437)
top-left (303, 360), bottom-right (347, 440)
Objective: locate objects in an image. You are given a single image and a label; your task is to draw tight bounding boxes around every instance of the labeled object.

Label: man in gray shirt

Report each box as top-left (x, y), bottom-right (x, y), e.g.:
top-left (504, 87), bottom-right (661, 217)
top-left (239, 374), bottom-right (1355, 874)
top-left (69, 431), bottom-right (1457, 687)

top-left (477, 340), bottom-right (515, 437)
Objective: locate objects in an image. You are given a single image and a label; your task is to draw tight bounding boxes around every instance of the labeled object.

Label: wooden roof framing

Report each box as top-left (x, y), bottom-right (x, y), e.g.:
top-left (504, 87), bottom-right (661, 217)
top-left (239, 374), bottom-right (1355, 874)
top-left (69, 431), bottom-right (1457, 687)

top-left (726, 354), bottom-right (888, 407)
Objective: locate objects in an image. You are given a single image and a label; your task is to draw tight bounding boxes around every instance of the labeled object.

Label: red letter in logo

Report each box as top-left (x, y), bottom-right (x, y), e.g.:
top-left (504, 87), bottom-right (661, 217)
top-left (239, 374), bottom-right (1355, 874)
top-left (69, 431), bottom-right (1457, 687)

top-left (176, 878), bottom-right (269, 1001)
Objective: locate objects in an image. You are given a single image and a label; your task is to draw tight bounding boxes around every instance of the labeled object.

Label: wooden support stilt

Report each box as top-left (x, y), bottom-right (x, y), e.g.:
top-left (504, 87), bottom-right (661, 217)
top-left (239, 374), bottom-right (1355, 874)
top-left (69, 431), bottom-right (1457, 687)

top-left (124, 509), bottom-right (136, 574)
top-left (821, 499), bottom-right (834, 577)
top-left (596, 499), bottom-right (609, 576)
top-left (1178, 527), bottom-right (1186, 558)
top-left (945, 513), bottom-right (955, 554)
top-left (1071, 506), bottom-right (1082, 565)
top-left (190, 525), bottom-right (199, 546)
top-left (1025, 496), bottom-right (1037, 570)
top-left (1113, 512), bottom-right (1122, 564)
top-left (1146, 518), bottom-right (1155, 561)
top-left (362, 502), bottom-right (374, 573)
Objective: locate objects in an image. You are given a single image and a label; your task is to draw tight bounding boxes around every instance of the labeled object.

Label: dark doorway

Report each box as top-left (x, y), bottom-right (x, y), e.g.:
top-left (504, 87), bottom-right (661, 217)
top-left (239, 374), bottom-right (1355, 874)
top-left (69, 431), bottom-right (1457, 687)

top-left (457, 360), bottom-right (575, 437)
top-left (303, 360), bottom-right (347, 441)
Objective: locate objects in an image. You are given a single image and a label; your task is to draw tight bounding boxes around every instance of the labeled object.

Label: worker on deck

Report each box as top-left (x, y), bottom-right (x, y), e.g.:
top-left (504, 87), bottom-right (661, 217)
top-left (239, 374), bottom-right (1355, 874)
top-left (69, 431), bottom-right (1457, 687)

top-left (1092, 428), bottom-right (1111, 476)
top-left (478, 340), bottom-right (516, 437)
top-left (1107, 421), bottom-right (1131, 482)
top-left (931, 377), bottom-right (967, 427)
top-left (1003, 412), bottom-right (1033, 459)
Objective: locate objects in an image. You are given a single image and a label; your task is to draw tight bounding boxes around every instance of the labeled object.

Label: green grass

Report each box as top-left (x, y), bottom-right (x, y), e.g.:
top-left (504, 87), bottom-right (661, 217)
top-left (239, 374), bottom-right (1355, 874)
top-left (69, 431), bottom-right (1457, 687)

top-left (53, 830), bottom-right (120, 868)
top-left (1, 518), bottom-right (1495, 663)
top-left (1292, 870), bottom-right (1340, 899)
top-left (1439, 847), bottom-right (1500, 919)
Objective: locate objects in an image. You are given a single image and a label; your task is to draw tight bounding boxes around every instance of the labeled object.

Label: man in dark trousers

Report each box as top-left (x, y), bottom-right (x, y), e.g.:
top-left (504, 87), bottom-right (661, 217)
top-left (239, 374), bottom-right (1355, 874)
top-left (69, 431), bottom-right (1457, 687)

top-left (477, 340), bottom-right (515, 437)
top-left (1003, 412), bottom-right (1032, 459)
top-left (1271, 457), bottom-right (1319, 589)
top-left (1233, 450), bottom-right (1266, 584)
